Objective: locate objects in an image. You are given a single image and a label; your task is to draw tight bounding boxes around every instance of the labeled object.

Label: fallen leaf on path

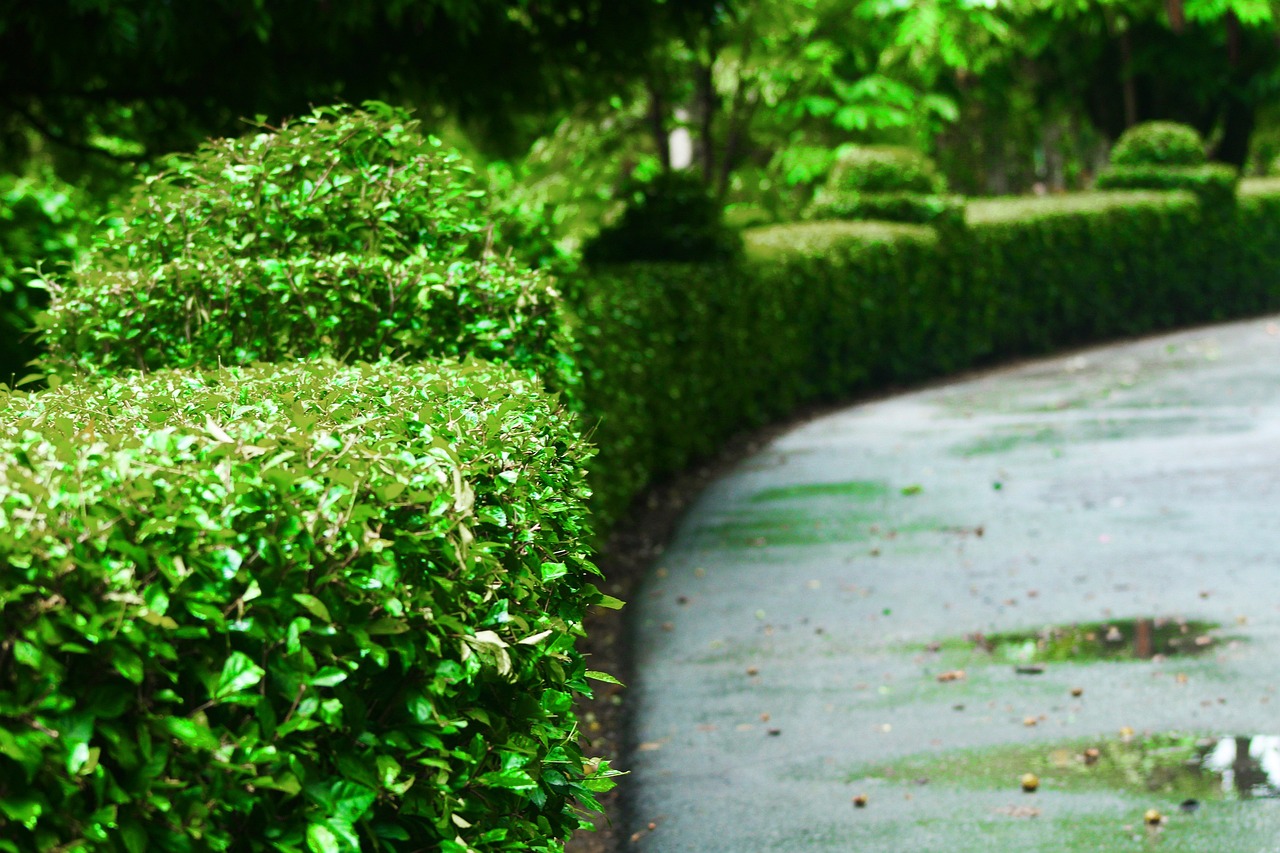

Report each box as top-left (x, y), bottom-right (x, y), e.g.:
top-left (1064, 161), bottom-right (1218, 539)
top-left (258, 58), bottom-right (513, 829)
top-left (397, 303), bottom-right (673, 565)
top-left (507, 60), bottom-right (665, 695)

top-left (936, 669), bottom-right (966, 682)
top-left (995, 805), bottom-right (1041, 818)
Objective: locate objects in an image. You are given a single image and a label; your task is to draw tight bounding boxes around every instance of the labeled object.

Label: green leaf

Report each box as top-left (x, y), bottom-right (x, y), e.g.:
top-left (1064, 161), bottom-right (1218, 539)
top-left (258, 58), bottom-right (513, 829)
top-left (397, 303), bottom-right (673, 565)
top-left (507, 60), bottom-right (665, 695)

top-left (160, 716), bottom-right (220, 751)
top-left (585, 670), bottom-right (623, 686)
top-left (292, 594), bottom-right (332, 623)
top-left (112, 646), bottom-right (145, 684)
top-left (306, 823), bottom-right (341, 853)
top-left (309, 666), bottom-right (348, 688)
top-left (539, 561), bottom-right (568, 582)
top-left (214, 652), bottom-right (266, 699)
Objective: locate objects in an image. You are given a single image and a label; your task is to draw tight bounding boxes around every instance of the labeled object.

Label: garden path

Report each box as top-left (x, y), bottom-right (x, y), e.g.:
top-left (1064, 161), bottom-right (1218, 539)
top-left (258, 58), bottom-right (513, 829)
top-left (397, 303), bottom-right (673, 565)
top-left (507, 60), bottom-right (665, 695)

top-left (626, 314), bottom-right (1280, 851)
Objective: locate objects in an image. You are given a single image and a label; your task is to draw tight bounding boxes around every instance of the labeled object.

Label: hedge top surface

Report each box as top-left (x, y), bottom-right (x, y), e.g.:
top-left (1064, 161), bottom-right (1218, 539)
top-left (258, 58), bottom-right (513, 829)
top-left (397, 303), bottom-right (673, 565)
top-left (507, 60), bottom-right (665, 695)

top-left (0, 357), bottom-right (610, 851)
top-left (965, 190), bottom-right (1198, 225)
top-left (1240, 177), bottom-right (1280, 197)
top-left (1110, 121), bottom-right (1207, 167)
top-left (744, 220), bottom-right (937, 262)
top-left (36, 103), bottom-right (567, 382)
top-left (824, 146), bottom-right (947, 195)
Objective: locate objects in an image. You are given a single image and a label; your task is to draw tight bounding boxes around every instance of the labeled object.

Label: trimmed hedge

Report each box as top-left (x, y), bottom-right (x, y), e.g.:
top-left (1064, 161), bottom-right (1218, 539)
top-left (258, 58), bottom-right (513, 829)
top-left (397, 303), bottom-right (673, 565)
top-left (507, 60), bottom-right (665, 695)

top-left (805, 191), bottom-right (966, 230)
top-left (806, 147), bottom-right (962, 228)
top-left (6, 108), bottom-right (615, 853)
top-left (821, 146), bottom-right (946, 194)
top-left (1097, 122), bottom-right (1236, 207)
top-left (569, 186), bottom-right (1280, 526)
top-left (1094, 163), bottom-right (1239, 206)
top-left (1110, 121), bottom-right (1206, 167)
top-left (0, 359), bottom-right (613, 852)
top-left (36, 104), bottom-right (568, 384)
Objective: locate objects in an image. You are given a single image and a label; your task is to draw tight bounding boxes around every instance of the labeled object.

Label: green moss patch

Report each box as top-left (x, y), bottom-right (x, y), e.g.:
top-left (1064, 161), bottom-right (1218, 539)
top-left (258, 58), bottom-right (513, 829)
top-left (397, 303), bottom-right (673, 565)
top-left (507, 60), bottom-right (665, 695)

top-left (976, 618), bottom-right (1223, 663)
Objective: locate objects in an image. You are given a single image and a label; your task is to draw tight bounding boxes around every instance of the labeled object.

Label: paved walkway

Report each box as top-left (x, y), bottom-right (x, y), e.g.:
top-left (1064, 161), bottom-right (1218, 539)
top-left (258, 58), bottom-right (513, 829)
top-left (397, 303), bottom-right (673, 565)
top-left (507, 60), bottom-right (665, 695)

top-left (627, 315), bottom-right (1280, 851)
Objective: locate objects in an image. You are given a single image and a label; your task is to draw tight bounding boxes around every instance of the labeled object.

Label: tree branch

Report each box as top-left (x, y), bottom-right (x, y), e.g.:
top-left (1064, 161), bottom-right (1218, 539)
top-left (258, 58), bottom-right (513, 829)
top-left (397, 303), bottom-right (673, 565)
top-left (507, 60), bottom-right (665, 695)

top-left (3, 99), bottom-right (148, 164)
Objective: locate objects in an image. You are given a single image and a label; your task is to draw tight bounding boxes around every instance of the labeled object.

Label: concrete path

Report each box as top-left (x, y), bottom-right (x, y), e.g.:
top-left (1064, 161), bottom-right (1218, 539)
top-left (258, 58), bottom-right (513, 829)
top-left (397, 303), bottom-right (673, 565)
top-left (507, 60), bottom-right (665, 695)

top-left (627, 315), bottom-right (1280, 852)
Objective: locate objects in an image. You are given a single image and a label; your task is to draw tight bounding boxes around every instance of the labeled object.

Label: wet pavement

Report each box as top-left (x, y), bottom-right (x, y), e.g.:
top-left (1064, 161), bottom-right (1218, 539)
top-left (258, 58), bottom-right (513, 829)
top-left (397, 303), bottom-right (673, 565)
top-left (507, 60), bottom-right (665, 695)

top-left (626, 316), bottom-right (1280, 851)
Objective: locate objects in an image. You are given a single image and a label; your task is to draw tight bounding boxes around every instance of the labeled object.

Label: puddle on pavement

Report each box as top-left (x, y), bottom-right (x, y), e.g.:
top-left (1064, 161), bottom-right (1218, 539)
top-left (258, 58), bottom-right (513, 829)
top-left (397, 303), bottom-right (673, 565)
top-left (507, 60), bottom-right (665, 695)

top-left (855, 733), bottom-right (1280, 802)
top-left (973, 618), bottom-right (1221, 663)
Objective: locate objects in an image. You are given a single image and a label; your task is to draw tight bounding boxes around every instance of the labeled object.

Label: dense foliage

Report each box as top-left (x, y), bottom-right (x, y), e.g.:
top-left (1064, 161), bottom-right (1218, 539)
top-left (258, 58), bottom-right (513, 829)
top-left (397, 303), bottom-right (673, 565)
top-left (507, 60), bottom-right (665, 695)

top-left (1096, 121), bottom-right (1238, 205)
top-left (820, 146), bottom-right (946, 195)
top-left (569, 182), bottom-right (1280, 526)
top-left (806, 147), bottom-right (963, 228)
top-left (0, 0), bottom-right (720, 165)
top-left (0, 173), bottom-right (112, 382)
top-left (582, 171), bottom-right (742, 264)
top-left (0, 359), bottom-right (614, 852)
top-left (36, 105), bottom-right (569, 384)
top-left (1109, 121), bottom-right (1207, 168)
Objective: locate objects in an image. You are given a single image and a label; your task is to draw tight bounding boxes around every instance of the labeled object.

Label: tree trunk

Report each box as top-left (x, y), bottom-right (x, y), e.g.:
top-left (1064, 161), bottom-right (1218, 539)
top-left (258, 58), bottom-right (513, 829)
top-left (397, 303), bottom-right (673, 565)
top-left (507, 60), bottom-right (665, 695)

top-left (694, 61), bottom-right (716, 186)
top-left (647, 78), bottom-right (670, 171)
top-left (1216, 92), bottom-right (1255, 167)
top-left (1119, 29), bottom-right (1138, 128)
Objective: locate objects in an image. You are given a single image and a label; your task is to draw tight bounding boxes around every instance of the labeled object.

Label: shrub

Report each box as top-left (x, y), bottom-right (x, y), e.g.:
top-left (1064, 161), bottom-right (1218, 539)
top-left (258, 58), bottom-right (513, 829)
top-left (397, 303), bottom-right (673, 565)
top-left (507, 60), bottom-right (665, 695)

top-left (821, 146), bottom-right (946, 195)
top-left (0, 173), bottom-right (111, 382)
top-left (806, 191), bottom-right (966, 230)
top-left (582, 171), bottom-right (742, 265)
top-left (564, 187), bottom-right (1280, 526)
top-left (805, 147), bottom-right (962, 228)
top-left (1094, 162), bottom-right (1238, 207)
top-left (1109, 121), bottom-right (1206, 167)
top-left (0, 358), bottom-right (615, 852)
top-left (35, 103), bottom-right (568, 383)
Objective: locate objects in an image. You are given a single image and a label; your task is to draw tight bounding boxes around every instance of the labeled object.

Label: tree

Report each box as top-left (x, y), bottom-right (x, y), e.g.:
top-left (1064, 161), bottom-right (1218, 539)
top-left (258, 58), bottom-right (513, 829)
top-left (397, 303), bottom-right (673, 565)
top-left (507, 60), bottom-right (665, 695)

top-left (0, 0), bottom-right (717, 168)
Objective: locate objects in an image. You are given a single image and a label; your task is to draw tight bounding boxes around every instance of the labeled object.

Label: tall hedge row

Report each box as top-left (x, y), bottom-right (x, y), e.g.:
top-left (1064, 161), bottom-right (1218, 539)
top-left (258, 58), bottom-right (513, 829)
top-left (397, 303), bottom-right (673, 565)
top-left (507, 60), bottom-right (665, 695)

top-left (2, 107), bottom-right (616, 853)
top-left (0, 360), bottom-right (608, 853)
top-left (10, 102), bottom-right (1280, 852)
top-left (570, 184), bottom-right (1280, 526)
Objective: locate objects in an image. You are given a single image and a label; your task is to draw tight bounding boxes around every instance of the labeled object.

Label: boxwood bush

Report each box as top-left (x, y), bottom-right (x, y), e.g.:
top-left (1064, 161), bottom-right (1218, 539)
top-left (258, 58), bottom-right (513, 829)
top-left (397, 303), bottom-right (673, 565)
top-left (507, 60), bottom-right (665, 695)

top-left (806, 147), bottom-right (963, 229)
top-left (1109, 121), bottom-right (1206, 167)
top-left (35, 104), bottom-right (569, 384)
top-left (0, 358), bottom-right (616, 852)
top-left (1096, 121), bottom-right (1237, 206)
top-left (566, 186), bottom-right (1280, 526)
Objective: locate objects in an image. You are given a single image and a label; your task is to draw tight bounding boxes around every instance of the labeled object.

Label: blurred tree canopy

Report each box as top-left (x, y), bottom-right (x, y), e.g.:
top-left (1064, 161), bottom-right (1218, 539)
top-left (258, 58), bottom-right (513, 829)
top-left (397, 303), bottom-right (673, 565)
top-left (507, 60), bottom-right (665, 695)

top-left (0, 0), bottom-right (719, 169)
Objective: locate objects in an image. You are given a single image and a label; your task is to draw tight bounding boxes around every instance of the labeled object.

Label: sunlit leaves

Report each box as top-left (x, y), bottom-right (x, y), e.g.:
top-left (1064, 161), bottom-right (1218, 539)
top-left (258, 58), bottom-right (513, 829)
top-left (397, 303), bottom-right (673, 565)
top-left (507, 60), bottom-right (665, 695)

top-left (37, 105), bottom-right (571, 387)
top-left (0, 358), bottom-right (610, 850)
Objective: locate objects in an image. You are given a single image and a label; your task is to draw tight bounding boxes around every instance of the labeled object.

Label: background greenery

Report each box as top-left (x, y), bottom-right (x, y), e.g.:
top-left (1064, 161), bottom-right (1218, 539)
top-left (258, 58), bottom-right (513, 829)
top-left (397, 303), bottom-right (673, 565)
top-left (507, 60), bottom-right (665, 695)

top-left (9, 3), bottom-right (1280, 850)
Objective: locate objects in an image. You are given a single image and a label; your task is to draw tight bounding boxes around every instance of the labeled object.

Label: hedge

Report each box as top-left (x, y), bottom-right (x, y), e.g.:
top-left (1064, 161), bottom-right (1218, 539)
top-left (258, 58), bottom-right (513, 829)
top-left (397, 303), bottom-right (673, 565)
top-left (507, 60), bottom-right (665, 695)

top-left (35, 104), bottom-right (569, 386)
top-left (569, 185), bottom-right (1280, 526)
top-left (13, 105), bottom-right (1280, 851)
top-left (0, 358), bottom-right (614, 852)
top-left (4, 107), bottom-right (614, 853)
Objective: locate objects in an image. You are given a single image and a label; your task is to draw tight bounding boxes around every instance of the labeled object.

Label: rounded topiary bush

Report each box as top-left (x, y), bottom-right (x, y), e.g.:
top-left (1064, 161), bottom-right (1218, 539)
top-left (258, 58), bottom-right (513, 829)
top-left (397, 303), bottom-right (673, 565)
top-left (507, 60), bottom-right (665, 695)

top-left (823, 146), bottom-right (947, 195)
top-left (36, 103), bottom-right (567, 381)
top-left (0, 358), bottom-right (614, 851)
top-left (1099, 122), bottom-right (1235, 205)
top-left (582, 170), bottom-right (742, 264)
top-left (1110, 121), bottom-right (1206, 167)
top-left (806, 147), bottom-right (963, 228)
